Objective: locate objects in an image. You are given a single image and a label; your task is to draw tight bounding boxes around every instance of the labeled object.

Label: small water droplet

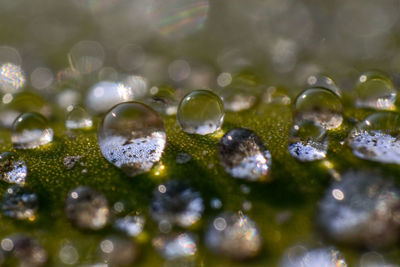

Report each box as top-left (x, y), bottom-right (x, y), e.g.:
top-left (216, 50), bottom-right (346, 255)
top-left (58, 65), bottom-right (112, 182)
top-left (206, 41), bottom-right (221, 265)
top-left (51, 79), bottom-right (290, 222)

top-left (306, 74), bottom-right (341, 97)
top-left (177, 90), bottom-right (224, 135)
top-left (98, 102), bottom-right (166, 176)
top-left (0, 152), bottom-right (27, 185)
top-left (11, 112), bottom-right (53, 149)
top-left (176, 152), bottom-right (191, 164)
top-left (59, 244), bottom-right (79, 265)
top-left (150, 180), bottom-right (204, 227)
top-left (210, 198), bottom-right (222, 209)
top-left (99, 236), bottom-right (138, 266)
top-left (65, 186), bottom-right (110, 230)
top-left (294, 88), bottom-right (343, 130)
top-left (280, 246), bottom-right (347, 267)
top-left (219, 128), bottom-right (272, 181)
top-left (2, 234), bottom-right (47, 266)
top-left (146, 85), bottom-right (179, 115)
top-left (153, 232), bottom-right (197, 260)
top-left (263, 86), bottom-right (291, 105)
top-left (0, 63), bottom-right (25, 94)
top-left (2, 185), bottom-right (38, 220)
top-left (114, 215), bottom-right (145, 237)
top-left (65, 106), bottom-right (93, 130)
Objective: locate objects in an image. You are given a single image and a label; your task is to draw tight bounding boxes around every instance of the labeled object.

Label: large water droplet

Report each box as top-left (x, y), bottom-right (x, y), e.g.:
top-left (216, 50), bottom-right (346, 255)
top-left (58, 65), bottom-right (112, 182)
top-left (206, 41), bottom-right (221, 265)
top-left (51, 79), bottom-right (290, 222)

top-left (11, 112), bottom-right (53, 149)
top-left (65, 186), bottom-right (110, 230)
top-left (355, 71), bottom-right (396, 110)
top-left (177, 90), bottom-right (224, 135)
top-left (219, 128), bottom-right (272, 181)
top-left (98, 102), bottom-right (166, 176)
top-left (280, 246), bottom-right (347, 267)
top-left (294, 88), bottom-right (343, 130)
top-left (288, 121), bottom-right (328, 162)
top-left (347, 112), bottom-right (400, 164)
top-left (65, 106), bottom-right (93, 130)
top-left (205, 212), bottom-right (262, 260)
top-left (153, 232), bottom-right (197, 260)
top-left (306, 74), bottom-right (341, 97)
top-left (150, 180), bottom-right (204, 227)
top-left (0, 63), bottom-right (25, 94)
top-left (2, 185), bottom-right (38, 220)
top-left (0, 152), bottom-right (27, 185)
top-left (99, 236), bottom-right (138, 266)
top-left (317, 170), bottom-right (400, 247)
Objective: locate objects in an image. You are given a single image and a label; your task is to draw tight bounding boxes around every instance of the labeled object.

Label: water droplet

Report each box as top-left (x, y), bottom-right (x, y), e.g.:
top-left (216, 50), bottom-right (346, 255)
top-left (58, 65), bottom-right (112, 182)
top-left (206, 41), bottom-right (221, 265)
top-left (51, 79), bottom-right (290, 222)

top-left (2, 234), bottom-right (47, 266)
top-left (98, 102), bottom-right (166, 176)
top-left (179, 90), bottom-right (225, 135)
top-left (347, 112), bottom-right (400, 164)
top-left (355, 71), bottom-right (396, 110)
top-left (114, 215), bottom-right (145, 237)
top-left (146, 85), bottom-right (179, 115)
top-left (219, 128), bottom-right (272, 181)
top-left (65, 106), bottom-right (93, 130)
top-left (280, 246), bottom-right (347, 267)
top-left (0, 63), bottom-right (25, 94)
top-left (11, 112), bottom-right (53, 149)
top-left (57, 89), bottom-right (81, 110)
top-left (294, 88), bottom-right (343, 130)
top-left (306, 74), bottom-right (341, 97)
top-left (69, 40), bottom-right (104, 74)
top-left (210, 198), bottom-right (222, 209)
top-left (263, 86), bottom-right (291, 105)
top-left (153, 232), bottom-right (197, 260)
top-left (150, 180), bottom-right (204, 227)
top-left (2, 185), bottom-right (38, 220)
top-left (205, 212), bottom-right (262, 260)
top-left (317, 170), bottom-right (400, 247)
top-left (59, 244), bottom-right (79, 265)
top-left (99, 236), bottom-right (138, 266)
top-left (176, 152), bottom-right (191, 164)
top-left (0, 152), bottom-right (27, 185)
top-left (65, 186), bottom-right (110, 230)
top-left (288, 121), bottom-right (328, 162)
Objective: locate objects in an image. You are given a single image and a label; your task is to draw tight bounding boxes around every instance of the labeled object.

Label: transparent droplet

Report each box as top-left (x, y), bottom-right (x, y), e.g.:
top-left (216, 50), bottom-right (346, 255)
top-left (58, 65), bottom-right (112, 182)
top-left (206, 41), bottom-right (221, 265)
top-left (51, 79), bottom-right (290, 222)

top-left (347, 112), bottom-right (400, 164)
top-left (30, 67), bottom-right (54, 90)
top-left (150, 180), bottom-right (204, 227)
top-left (85, 81), bottom-right (134, 114)
top-left (0, 63), bottom-right (25, 94)
top-left (59, 244), bottom-right (79, 265)
top-left (219, 128), bottom-right (272, 181)
top-left (306, 74), bottom-right (341, 97)
top-left (11, 112), bottom-right (53, 149)
top-left (205, 212), bottom-right (262, 260)
top-left (2, 185), bottom-right (38, 220)
top-left (280, 246), bottom-right (347, 267)
top-left (98, 102), bottom-right (166, 176)
top-left (210, 198), bottom-right (222, 209)
top-left (65, 186), bottom-right (110, 230)
top-left (57, 89), bottom-right (81, 110)
top-left (288, 121), bottom-right (328, 162)
top-left (146, 85), bottom-right (179, 115)
top-left (99, 236), bottom-right (138, 266)
top-left (69, 40), bottom-right (105, 74)
top-left (153, 232), bottom-right (197, 260)
top-left (355, 71), bottom-right (396, 110)
top-left (113, 215), bottom-right (145, 237)
top-left (0, 152), bottom-right (27, 185)
top-left (359, 251), bottom-right (397, 267)
top-left (177, 90), bottom-right (224, 135)
top-left (176, 152), bottom-right (191, 164)
top-left (317, 170), bottom-right (400, 247)
top-left (65, 106), bottom-right (93, 130)
top-left (294, 88), bottom-right (343, 130)
top-left (263, 86), bottom-right (291, 105)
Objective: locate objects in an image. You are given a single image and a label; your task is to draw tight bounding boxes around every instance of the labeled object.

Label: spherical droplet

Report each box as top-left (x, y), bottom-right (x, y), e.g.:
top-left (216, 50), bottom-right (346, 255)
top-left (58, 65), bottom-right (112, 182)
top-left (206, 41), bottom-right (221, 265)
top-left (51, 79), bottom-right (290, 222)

top-left (0, 63), bottom-right (25, 94)
top-left (65, 186), bottom-right (110, 230)
top-left (11, 112), bottom-right (53, 149)
top-left (99, 236), bottom-right (138, 266)
top-left (355, 71), bottom-right (396, 110)
top-left (294, 88), bottom-right (343, 130)
top-left (205, 211), bottom-right (262, 260)
top-left (306, 74), bottom-right (341, 97)
top-left (98, 102), bottom-right (166, 177)
top-left (113, 215), bottom-right (145, 237)
top-left (0, 152), bottom-right (27, 185)
top-left (347, 112), bottom-right (400, 164)
top-left (288, 121), bottom-right (328, 162)
top-left (65, 106), bottom-right (93, 130)
top-left (280, 246), bottom-right (347, 267)
top-left (153, 232), bottom-right (197, 260)
top-left (263, 86), bottom-right (291, 105)
top-left (2, 185), bottom-right (38, 220)
top-left (177, 90), bottom-right (224, 135)
top-left (219, 128), bottom-right (272, 181)
top-left (150, 180), bottom-right (204, 227)
top-left (317, 170), bottom-right (400, 248)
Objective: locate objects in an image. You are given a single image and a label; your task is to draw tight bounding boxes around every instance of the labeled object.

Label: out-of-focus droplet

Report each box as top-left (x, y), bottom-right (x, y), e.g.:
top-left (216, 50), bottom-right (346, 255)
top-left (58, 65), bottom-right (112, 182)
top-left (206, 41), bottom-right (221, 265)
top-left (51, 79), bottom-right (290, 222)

top-left (150, 180), bottom-right (204, 227)
top-left (98, 102), bottom-right (166, 176)
top-left (0, 46), bottom-right (22, 65)
top-left (359, 251), bottom-right (397, 267)
top-left (205, 212), bottom-right (262, 260)
top-left (59, 243), bottom-right (79, 265)
top-left (217, 72), bottom-right (232, 87)
top-left (176, 152), bottom-right (191, 164)
top-left (355, 71), bottom-right (396, 110)
top-left (11, 112), bottom-right (53, 149)
top-left (169, 60), bottom-right (191, 82)
top-left (177, 90), bottom-right (224, 135)
top-left (263, 86), bottom-right (291, 105)
top-left (0, 63), bottom-right (25, 94)
top-left (317, 170), bottom-right (400, 248)
top-left (30, 67), bottom-right (54, 90)
top-left (56, 89), bottom-right (81, 111)
top-left (146, 85), bottom-right (179, 115)
top-left (153, 232), bottom-right (197, 260)
top-left (99, 236), bottom-right (138, 266)
top-left (294, 88), bottom-right (343, 130)
top-left (65, 186), bottom-right (110, 230)
top-left (122, 75), bottom-right (148, 99)
top-left (347, 112), bottom-right (400, 164)
top-left (114, 215), bottom-right (145, 237)
top-left (85, 81), bottom-right (135, 114)
top-left (69, 40), bottom-right (105, 74)
top-left (2, 185), bottom-right (38, 220)
top-left (288, 121), bottom-right (328, 162)
top-left (280, 246), bottom-right (347, 267)
top-left (65, 106), bottom-right (93, 130)
top-left (219, 128), bottom-right (272, 181)
top-left (306, 74), bottom-right (341, 97)
top-left (0, 152), bottom-right (27, 185)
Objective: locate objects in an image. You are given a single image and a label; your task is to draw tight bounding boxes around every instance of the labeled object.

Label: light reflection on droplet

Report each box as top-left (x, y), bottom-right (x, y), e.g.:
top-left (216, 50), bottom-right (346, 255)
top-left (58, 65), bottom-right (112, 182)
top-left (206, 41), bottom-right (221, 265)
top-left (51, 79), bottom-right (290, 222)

top-left (153, 232), bottom-right (197, 260)
top-left (0, 63), bottom-right (25, 94)
top-left (69, 40), bottom-right (105, 74)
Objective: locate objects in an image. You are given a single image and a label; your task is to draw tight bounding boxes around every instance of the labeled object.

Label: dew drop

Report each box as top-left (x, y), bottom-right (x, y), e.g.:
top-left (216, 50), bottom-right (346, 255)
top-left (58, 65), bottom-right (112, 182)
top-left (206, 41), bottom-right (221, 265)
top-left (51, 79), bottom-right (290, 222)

top-left (177, 90), bottom-right (224, 135)
top-left (65, 106), bottom-right (93, 130)
top-left (98, 101), bottom-right (166, 176)
top-left (0, 63), bottom-right (25, 94)
top-left (294, 88), bottom-right (343, 130)
top-left (263, 86), bottom-right (291, 105)
top-left (0, 152), bottom-right (27, 185)
top-left (65, 186), bottom-right (110, 230)
top-left (2, 185), bottom-right (38, 220)
top-left (306, 74), bottom-right (341, 97)
top-left (288, 121), bottom-right (328, 162)
top-left (219, 128), bottom-right (272, 181)
top-left (59, 244), bottom-right (79, 265)
top-left (205, 212), bottom-right (262, 260)
top-left (210, 198), bottom-right (222, 209)
top-left (153, 232), bottom-right (197, 260)
top-left (11, 112), bottom-right (53, 149)
top-left (280, 246), bottom-right (347, 267)
top-left (99, 236), bottom-right (138, 266)
top-left (146, 85), bottom-right (179, 115)
top-left (113, 215), bottom-right (145, 237)
top-left (355, 71), bottom-right (396, 110)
